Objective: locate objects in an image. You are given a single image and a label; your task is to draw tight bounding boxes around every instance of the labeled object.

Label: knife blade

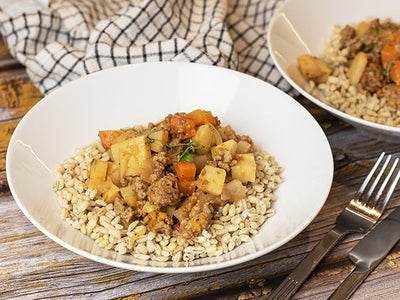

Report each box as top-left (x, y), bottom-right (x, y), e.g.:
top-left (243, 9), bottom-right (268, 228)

top-left (328, 205), bottom-right (400, 300)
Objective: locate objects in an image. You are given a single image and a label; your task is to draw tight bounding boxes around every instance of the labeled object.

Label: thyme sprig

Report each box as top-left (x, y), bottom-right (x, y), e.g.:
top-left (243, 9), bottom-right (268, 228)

top-left (145, 128), bottom-right (204, 163)
top-left (382, 53), bottom-right (400, 82)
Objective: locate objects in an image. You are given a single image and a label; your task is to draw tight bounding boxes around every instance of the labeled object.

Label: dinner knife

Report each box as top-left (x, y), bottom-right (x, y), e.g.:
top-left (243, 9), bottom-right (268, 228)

top-left (328, 205), bottom-right (400, 300)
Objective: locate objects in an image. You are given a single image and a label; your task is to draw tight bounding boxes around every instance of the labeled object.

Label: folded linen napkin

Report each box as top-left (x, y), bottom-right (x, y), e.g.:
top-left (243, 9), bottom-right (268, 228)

top-left (0, 0), bottom-right (291, 96)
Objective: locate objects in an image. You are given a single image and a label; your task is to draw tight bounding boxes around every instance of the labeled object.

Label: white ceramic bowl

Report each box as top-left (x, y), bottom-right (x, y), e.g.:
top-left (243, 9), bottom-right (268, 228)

top-left (268, 0), bottom-right (400, 141)
top-left (6, 62), bottom-right (333, 273)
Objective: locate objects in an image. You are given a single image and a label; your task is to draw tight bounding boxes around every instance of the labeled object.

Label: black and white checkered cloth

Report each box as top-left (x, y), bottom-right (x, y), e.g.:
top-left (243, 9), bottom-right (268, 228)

top-left (0, 0), bottom-right (291, 96)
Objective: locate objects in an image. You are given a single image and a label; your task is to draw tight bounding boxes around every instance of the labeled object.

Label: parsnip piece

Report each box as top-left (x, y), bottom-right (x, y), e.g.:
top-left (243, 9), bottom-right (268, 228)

top-left (111, 135), bottom-right (153, 181)
top-left (348, 52), bottom-right (368, 85)
top-left (211, 139), bottom-right (237, 160)
top-left (231, 154), bottom-right (256, 183)
top-left (297, 54), bottom-right (331, 83)
top-left (197, 165), bottom-right (226, 195)
top-left (236, 141), bottom-right (252, 154)
top-left (148, 129), bottom-right (166, 152)
top-left (88, 159), bottom-right (108, 191)
top-left (207, 121), bottom-right (223, 145)
top-left (356, 21), bottom-right (369, 37)
top-left (120, 185), bottom-right (138, 207)
top-left (107, 162), bottom-right (121, 186)
top-left (101, 177), bottom-right (120, 203)
top-left (221, 179), bottom-right (246, 202)
top-left (192, 123), bottom-right (222, 154)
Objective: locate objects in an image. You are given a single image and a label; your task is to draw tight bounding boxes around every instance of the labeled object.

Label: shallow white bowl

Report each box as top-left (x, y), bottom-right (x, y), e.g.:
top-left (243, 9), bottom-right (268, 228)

top-left (6, 62), bottom-right (333, 273)
top-left (268, 0), bottom-right (400, 141)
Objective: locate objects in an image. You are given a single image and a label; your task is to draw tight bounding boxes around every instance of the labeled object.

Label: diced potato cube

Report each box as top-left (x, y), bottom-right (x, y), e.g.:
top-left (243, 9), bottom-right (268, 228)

top-left (211, 139), bottom-right (237, 160)
top-left (207, 122), bottom-right (223, 145)
top-left (120, 185), bottom-right (138, 207)
top-left (174, 197), bottom-right (196, 222)
top-left (197, 165), bottom-right (226, 195)
top-left (98, 176), bottom-right (120, 203)
top-left (118, 152), bottom-right (131, 179)
top-left (107, 162), bottom-right (121, 186)
top-left (148, 129), bottom-right (167, 152)
top-left (88, 159), bottom-right (108, 191)
top-left (297, 54), bottom-right (331, 83)
top-left (348, 52), bottom-right (368, 85)
top-left (103, 181), bottom-right (120, 203)
top-left (236, 141), bottom-right (252, 154)
top-left (192, 123), bottom-right (222, 154)
top-left (356, 21), bottom-right (370, 37)
top-left (111, 135), bottom-right (153, 181)
top-left (231, 154), bottom-right (256, 183)
top-left (221, 179), bottom-right (246, 202)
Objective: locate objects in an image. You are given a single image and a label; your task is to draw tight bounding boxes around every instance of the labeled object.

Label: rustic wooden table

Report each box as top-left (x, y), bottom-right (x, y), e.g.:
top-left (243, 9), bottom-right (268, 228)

top-left (1, 34), bottom-right (400, 300)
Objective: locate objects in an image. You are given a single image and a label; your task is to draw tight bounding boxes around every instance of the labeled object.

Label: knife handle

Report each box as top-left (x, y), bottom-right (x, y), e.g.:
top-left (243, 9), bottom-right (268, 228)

top-left (327, 265), bottom-right (370, 300)
top-left (267, 224), bottom-right (347, 300)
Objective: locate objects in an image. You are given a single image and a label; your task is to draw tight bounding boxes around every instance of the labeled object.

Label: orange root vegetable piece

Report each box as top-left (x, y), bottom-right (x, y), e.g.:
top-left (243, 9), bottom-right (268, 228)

top-left (187, 109), bottom-right (216, 126)
top-left (390, 61), bottom-right (400, 85)
top-left (381, 43), bottom-right (398, 64)
top-left (178, 180), bottom-right (197, 196)
top-left (174, 160), bottom-right (196, 181)
top-left (99, 130), bottom-right (122, 149)
top-left (381, 31), bottom-right (400, 64)
top-left (169, 113), bottom-right (196, 138)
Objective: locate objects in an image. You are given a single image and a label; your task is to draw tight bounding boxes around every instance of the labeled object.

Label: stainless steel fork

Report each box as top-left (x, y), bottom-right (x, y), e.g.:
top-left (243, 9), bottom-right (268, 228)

top-left (267, 152), bottom-right (399, 300)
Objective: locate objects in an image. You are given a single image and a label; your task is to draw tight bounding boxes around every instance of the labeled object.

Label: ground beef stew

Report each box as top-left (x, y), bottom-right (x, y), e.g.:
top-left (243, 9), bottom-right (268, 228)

top-left (297, 18), bottom-right (400, 127)
top-left (53, 110), bottom-right (283, 262)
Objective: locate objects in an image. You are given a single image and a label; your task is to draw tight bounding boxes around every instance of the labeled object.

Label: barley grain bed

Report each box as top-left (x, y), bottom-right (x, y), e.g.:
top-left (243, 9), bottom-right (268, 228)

top-left (53, 138), bottom-right (282, 263)
top-left (305, 21), bottom-right (400, 127)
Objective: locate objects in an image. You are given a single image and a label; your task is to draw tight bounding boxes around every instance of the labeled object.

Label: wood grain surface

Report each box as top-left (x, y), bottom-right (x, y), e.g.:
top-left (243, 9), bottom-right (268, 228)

top-left (1, 34), bottom-right (400, 300)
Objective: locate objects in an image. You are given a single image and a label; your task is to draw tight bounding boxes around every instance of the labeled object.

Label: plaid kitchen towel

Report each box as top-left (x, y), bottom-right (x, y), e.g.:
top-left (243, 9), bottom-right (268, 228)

top-left (0, 0), bottom-right (291, 96)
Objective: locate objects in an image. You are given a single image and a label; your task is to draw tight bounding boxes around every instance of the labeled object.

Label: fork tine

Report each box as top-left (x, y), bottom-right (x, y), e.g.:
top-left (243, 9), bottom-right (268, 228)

top-left (354, 152), bottom-right (385, 200)
top-left (376, 158), bottom-right (400, 212)
top-left (364, 154), bottom-right (392, 204)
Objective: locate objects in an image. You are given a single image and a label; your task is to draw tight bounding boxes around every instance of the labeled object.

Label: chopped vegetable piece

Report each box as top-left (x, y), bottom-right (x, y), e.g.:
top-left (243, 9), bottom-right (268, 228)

top-left (174, 160), bottom-right (196, 181)
top-left (390, 61), bottom-right (400, 85)
top-left (178, 180), bottom-right (197, 196)
top-left (381, 31), bottom-right (400, 64)
top-left (211, 139), bottom-right (237, 159)
top-left (187, 109), bottom-right (216, 126)
top-left (348, 52), bottom-right (368, 85)
top-left (88, 159), bottom-right (108, 191)
top-left (98, 130), bottom-right (122, 149)
top-left (297, 54), bottom-right (331, 83)
top-left (231, 154), bottom-right (256, 183)
top-left (170, 113), bottom-right (196, 138)
top-left (197, 165), bottom-right (226, 195)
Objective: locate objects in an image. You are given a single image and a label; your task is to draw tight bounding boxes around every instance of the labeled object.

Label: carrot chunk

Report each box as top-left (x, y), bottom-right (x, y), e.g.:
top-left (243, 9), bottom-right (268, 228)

top-left (98, 130), bottom-right (121, 149)
top-left (178, 180), bottom-right (197, 196)
top-left (170, 113), bottom-right (196, 138)
top-left (174, 160), bottom-right (196, 181)
top-left (187, 109), bottom-right (216, 126)
top-left (390, 61), bottom-right (400, 85)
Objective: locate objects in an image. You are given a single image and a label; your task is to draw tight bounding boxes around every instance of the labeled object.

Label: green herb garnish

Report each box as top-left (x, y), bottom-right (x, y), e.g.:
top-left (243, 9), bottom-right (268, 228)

top-left (145, 128), bottom-right (159, 145)
top-left (382, 53), bottom-right (400, 82)
top-left (145, 128), bottom-right (204, 163)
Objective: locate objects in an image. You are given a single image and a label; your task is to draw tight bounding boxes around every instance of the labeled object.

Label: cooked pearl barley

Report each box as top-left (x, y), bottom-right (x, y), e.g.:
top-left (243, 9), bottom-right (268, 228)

top-left (53, 140), bottom-right (282, 262)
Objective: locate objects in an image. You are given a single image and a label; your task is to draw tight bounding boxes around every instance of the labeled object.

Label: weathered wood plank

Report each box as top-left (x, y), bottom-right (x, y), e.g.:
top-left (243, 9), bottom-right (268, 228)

top-left (0, 68), bottom-right (42, 189)
top-left (0, 35), bottom-right (20, 69)
top-left (0, 69), bottom-right (42, 120)
top-left (2, 67), bottom-right (400, 299)
top-left (3, 118), bottom-right (400, 299)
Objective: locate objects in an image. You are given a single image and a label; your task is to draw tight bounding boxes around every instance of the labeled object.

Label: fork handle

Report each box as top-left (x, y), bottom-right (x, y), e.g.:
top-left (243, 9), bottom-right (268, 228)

top-left (267, 224), bottom-right (348, 300)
